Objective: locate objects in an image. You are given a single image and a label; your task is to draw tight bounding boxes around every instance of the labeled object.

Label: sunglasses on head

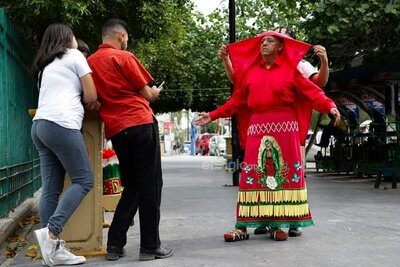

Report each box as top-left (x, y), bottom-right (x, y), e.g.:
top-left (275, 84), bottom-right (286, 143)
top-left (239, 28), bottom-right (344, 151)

top-left (273, 27), bottom-right (297, 40)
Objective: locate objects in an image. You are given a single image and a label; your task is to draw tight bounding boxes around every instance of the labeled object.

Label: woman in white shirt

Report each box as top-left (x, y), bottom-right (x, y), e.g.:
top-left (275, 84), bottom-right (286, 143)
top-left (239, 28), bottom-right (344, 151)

top-left (31, 23), bottom-right (98, 266)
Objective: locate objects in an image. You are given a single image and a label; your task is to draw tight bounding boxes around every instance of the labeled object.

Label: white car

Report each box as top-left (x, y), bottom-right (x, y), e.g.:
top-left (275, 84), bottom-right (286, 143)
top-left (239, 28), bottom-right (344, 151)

top-left (182, 141), bottom-right (191, 154)
top-left (208, 135), bottom-right (227, 156)
top-left (305, 130), bottom-right (330, 162)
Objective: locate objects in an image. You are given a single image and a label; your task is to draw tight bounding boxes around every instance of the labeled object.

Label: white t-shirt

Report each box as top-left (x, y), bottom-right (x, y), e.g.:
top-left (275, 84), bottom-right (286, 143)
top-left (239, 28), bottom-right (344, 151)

top-left (33, 49), bottom-right (92, 130)
top-left (297, 59), bottom-right (318, 79)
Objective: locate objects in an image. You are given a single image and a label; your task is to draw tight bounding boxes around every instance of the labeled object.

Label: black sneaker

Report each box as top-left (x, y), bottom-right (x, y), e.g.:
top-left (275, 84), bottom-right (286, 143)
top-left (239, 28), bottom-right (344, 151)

top-left (106, 246), bottom-right (126, 261)
top-left (288, 227), bottom-right (302, 237)
top-left (254, 226), bottom-right (270, 235)
top-left (139, 247), bottom-right (173, 261)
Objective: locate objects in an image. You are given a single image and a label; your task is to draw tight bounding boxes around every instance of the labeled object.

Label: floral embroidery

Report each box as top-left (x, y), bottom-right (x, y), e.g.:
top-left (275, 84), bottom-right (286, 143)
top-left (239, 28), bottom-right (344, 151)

top-left (246, 176), bottom-right (254, 185)
top-left (254, 166), bottom-right (263, 174)
top-left (294, 161), bottom-right (302, 171)
top-left (244, 164), bottom-right (252, 173)
top-left (257, 175), bottom-right (267, 187)
top-left (292, 173), bottom-right (300, 183)
top-left (280, 163), bottom-right (290, 179)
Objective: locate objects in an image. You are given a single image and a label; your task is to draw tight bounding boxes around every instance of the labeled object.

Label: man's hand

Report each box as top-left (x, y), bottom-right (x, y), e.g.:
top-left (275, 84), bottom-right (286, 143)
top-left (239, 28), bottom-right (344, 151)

top-left (329, 107), bottom-right (340, 126)
top-left (140, 85), bottom-right (161, 102)
top-left (193, 112), bottom-right (211, 126)
top-left (151, 85), bottom-right (162, 99)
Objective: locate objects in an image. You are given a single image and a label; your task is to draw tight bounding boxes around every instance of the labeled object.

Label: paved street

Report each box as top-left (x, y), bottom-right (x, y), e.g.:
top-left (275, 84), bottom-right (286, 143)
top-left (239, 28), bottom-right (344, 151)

top-left (1, 155), bottom-right (400, 267)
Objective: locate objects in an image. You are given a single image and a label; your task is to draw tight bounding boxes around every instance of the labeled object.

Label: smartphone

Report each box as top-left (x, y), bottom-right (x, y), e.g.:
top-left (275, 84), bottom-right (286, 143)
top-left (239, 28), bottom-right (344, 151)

top-left (156, 80), bottom-right (165, 90)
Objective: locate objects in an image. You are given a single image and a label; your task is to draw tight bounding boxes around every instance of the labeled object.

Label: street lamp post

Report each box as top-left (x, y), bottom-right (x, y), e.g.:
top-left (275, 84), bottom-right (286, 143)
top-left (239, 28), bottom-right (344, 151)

top-left (229, 0), bottom-right (240, 186)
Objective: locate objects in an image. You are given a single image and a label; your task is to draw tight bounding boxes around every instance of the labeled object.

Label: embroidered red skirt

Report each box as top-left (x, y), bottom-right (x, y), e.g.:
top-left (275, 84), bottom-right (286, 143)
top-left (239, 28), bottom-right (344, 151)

top-left (235, 108), bottom-right (314, 229)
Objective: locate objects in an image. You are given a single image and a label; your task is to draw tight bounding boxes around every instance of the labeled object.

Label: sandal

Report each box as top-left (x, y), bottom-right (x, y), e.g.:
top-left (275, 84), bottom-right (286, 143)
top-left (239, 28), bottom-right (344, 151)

top-left (270, 228), bottom-right (288, 241)
top-left (224, 228), bottom-right (249, 242)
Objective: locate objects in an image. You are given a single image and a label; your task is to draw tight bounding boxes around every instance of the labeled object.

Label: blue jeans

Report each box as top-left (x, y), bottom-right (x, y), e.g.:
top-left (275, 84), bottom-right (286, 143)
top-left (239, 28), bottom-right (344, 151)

top-left (31, 120), bottom-right (93, 236)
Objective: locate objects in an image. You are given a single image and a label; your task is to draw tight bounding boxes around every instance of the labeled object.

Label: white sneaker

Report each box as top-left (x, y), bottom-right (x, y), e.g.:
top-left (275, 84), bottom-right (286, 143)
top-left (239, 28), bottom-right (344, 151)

top-left (34, 227), bottom-right (58, 266)
top-left (42, 240), bottom-right (86, 266)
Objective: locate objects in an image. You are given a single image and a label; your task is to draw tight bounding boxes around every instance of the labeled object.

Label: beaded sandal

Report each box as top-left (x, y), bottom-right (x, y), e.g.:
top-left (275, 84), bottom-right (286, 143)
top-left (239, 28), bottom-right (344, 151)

top-left (224, 228), bottom-right (249, 242)
top-left (270, 228), bottom-right (288, 241)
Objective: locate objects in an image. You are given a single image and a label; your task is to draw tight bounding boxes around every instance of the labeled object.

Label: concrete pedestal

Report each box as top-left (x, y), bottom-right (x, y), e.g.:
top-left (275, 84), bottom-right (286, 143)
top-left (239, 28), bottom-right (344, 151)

top-left (60, 111), bottom-right (104, 255)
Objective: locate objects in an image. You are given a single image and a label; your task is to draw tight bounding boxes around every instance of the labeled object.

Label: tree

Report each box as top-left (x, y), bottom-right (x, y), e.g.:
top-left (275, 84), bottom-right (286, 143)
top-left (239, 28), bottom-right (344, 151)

top-left (0, 0), bottom-right (199, 113)
top-left (182, 0), bottom-right (319, 111)
top-left (302, 0), bottom-right (400, 69)
top-left (210, 0), bottom-right (400, 70)
top-left (1, 0), bottom-right (399, 112)
top-left (0, 0), bottom-right (190, 50)
top-left (134, 1), bottom-right (199, 113)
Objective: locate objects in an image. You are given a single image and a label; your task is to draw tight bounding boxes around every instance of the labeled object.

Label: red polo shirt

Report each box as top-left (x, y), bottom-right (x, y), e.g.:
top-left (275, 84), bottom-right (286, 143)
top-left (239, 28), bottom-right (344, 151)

top-left (87, 44), bottom-right (154, 138)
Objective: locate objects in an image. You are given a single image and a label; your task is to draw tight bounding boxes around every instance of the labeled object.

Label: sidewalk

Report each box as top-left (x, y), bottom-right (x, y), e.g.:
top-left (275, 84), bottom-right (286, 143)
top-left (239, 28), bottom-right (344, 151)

top-left (1, 155), bottom-right (400, 266)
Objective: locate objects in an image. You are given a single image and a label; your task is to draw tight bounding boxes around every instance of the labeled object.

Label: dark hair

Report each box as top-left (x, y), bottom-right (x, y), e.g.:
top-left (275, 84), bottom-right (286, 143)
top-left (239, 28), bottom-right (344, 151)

top-left (101, 18), bottom-right (128, 37)
top-left (77, 39), bottom-right (90, 54)
top-left (273, 26), bottom-right (297, 40)
top-left (32, 23), bottom-right (74, 79)
top-left (263, 34), bottom-right (284, 44)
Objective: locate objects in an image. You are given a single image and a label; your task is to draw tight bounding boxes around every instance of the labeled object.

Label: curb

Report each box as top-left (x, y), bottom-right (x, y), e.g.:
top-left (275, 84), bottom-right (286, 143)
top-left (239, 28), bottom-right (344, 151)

top-left (0, 190), bottom-right (40, 247)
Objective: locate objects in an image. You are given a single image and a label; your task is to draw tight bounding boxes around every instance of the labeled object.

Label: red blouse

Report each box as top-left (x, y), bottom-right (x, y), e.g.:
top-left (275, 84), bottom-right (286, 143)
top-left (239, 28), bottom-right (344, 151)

top-left (209, 32), bottom-right (336, 147)
top-left (211, 56), bottom-right (335, 117)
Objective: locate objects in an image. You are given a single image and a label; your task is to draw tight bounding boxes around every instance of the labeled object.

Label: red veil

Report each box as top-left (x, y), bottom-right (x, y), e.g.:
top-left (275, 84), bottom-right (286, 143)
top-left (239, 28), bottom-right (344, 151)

top-left (226, 31), bottom-right (313, 147)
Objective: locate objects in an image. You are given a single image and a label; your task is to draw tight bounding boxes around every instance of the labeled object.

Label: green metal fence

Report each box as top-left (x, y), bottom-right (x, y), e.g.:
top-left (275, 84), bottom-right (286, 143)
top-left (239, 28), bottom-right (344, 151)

top-left (0, 8), bottom-right (40, 218)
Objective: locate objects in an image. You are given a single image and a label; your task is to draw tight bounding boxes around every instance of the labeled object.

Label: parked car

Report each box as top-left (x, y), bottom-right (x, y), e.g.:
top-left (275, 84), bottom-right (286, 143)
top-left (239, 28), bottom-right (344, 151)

top-left (208, 135), bottom-right (227, 156)
top-left (195, 133), bottom-right (216, 155)
top-left (305, 130), bottom-right (324, 162)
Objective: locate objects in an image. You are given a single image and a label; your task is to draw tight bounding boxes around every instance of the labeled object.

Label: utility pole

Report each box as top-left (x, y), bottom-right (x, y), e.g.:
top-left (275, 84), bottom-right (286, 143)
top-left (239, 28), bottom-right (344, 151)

top-left (229, 0), bottom-right (240, 186)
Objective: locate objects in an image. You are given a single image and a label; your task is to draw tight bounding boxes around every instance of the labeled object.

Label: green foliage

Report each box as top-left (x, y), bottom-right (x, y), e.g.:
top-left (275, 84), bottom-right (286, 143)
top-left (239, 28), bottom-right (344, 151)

top-left (136, 1), bottom-right (197, 113)
top-left (145, 4), bottom-right (235, 112)
top-left (0, 0), bottom-right (186, 50)
top-left (302, 0), bottom-right (400, 68)
top-left (231, 0), bottom-right (317, 40)
top-left (1, 0), bottom-right (399, 112)
top-left (201, 121), bottom-right (217, 134)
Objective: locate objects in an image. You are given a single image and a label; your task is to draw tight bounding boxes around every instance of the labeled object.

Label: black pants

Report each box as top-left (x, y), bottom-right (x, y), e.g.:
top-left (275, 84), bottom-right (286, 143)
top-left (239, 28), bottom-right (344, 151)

top-left (107, 120), bottom-right (162, 250)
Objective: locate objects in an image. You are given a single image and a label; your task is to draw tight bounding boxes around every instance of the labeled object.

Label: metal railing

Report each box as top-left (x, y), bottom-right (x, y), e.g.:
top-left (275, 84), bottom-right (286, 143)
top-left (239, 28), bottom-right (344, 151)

top-left (0, 9), bottom-right (40, 218)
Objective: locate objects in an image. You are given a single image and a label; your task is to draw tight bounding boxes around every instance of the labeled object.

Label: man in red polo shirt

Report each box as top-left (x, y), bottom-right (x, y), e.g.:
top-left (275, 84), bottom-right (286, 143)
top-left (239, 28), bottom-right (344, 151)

top-left (87, 18), bottom-right (173, 261)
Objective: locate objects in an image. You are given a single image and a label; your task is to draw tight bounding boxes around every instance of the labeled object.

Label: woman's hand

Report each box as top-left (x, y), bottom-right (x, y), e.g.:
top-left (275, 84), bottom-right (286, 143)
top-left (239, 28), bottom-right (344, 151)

top-left (84, 101), bottom-right (101, 111)
top-left (218, 45), bottom-right (230, 61)
top-left (313, 45), bottom-right (328, 64)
